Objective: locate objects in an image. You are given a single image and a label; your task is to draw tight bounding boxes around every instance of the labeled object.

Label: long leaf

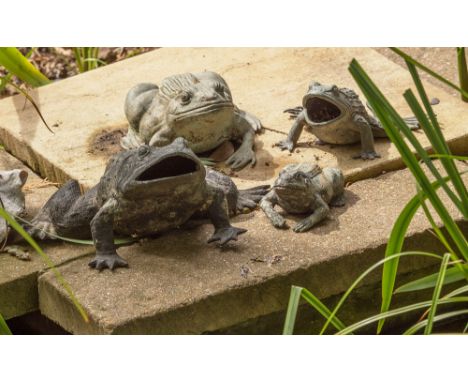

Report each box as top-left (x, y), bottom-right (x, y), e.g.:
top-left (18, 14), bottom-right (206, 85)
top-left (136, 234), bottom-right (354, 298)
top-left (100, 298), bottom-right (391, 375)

top-left (0, 208), bottom-right (89, 323)
top-left (336, 297), bottom-right (468, 335)
top-left (0, 47), bottom-right (50, 87)
top-left (320, 251), bottom-right (442, 335)
top-left (425, 253), bottom-right (451, 334)
top-left (283, 286), bottom-right (303, 334)
top-left (457, 48), bottom-right (468, 102)
top-left (404, 309), bottom-right (468, 335)
top-left (7, 82), bottom-right (54, 134)
top-left (349, 59), bottom-right (468, 332)
top-left (301, 288), bottom-right (347, 333)
top-left (0, 312), bottom-right (12, 335)
top-left (390, 47), bottom-right (468, 98)
top-left (395, 266), bottom-right (467, 293)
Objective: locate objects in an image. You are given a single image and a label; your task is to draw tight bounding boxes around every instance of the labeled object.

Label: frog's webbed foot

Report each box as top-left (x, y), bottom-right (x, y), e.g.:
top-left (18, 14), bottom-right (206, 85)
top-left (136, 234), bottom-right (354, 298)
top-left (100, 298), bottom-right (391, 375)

top-left (236, 185), bottom-right (270, 213)
top-left (293, 217), bottom-right (316, 233)
top-left (271, 214), bottom-right (288, 229)
top-left (3, 245), bottom-right (30, 261)
top-left (207, 227), bottom-right (247, 245)
top-left (88, 252), bottom-right (128, 271)
top-left (237, 110), bottom-right (262, 133)
top-left (353, 150), bottom-right (381, 160)
top-left (275, 139), bottom-right (295, 152)
top-left (27, 221), bottom-right (57, 240)
top-left (225, 147), bottom-right (256, 170)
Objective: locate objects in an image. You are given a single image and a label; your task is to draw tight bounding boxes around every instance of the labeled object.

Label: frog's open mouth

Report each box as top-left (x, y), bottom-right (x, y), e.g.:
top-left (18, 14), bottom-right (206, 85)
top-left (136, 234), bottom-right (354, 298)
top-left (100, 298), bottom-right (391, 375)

top-left (304, 96), bottom-right (342, 125)
top-left (136, 155), bottom-right (200, 182)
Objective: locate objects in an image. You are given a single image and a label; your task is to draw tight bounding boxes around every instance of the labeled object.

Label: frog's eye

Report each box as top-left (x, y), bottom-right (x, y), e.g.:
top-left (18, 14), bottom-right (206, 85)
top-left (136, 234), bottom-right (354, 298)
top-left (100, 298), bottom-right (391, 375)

top-left (138, 145), bottom-right (150, 157)
top-left (331, 85), bottom-right (339, 93)
top-left (179, 91), bottom-right (192, 105)
top-left (214, 82), bottom-right (226, 94)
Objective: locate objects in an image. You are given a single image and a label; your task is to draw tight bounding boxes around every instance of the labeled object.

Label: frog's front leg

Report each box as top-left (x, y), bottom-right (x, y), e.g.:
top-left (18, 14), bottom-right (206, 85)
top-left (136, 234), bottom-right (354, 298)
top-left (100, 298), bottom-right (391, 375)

top-left (88, 198), bottom-right (128, 271)
top-left (225, 110), bottom-right (261, 170)
top-left (207, 188), bottom-right (247, 245)
top-left (260, 191), bottom-right (287, 229)
top-left (293, 195), bottom-right (330, 233)
top-left (352, 114), bottom-right (381, 160)
top-left (275, 111), bottom-right (306, 152)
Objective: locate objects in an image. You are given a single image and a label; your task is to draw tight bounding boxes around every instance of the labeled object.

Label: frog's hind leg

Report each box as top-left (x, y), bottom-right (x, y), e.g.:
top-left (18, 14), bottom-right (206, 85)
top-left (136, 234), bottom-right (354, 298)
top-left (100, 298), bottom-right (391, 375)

top-left (236, 185), bottom-right (270, 212)
top-left (28, 180), bottom-right (83, 239)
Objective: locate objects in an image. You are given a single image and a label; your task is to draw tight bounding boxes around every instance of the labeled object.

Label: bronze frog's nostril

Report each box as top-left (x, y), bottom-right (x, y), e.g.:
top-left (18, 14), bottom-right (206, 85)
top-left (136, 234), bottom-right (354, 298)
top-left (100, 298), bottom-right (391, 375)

top-left (19, 170), bottom-right (28, 186)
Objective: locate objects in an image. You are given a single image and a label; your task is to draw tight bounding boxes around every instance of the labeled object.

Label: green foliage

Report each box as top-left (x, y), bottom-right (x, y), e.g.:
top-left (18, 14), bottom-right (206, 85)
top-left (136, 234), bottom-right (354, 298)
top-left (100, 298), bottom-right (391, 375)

top-left (0, 312), bottom-right (12, 335)
top-left (283, 49), bottom-right (468, 335)
top-left (72, 48), bottom-right (105, 72)
top-left (0, 208), bottom-right (89, 324)
top-left (0, 48), bottom-right (50, 87)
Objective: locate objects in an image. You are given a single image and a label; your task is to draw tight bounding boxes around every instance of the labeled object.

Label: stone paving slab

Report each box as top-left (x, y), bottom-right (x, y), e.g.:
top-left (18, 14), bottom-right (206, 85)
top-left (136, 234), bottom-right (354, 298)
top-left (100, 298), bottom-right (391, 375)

top-left (0, 151), bottom-right (93, 320)
top-left (0, 48), bottom-right (467, 191)
top-left (38, 163), bottom-right (467, 334)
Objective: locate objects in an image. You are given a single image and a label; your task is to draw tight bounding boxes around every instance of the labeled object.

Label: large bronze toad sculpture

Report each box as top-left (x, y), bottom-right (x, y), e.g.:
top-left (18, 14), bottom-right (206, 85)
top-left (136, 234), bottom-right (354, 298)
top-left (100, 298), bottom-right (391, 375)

top-left (276, 81), bottom-right (420, 159)
top-left (29, 138), bottom-right (267, 270)
top-left (121, 71), bottom-right (262, 170)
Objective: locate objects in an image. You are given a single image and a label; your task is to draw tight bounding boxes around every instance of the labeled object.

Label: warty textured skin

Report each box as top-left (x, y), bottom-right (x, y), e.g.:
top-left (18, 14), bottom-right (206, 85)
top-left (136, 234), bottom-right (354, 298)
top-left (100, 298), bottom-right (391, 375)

top-left (260, 163), bottom-right (345, 233)
top-left (29, 138), bottom-right (267, 271)
top-left (121, 71), bottom-right (262, 170)
top-left (276, 81), bottom-right (420, 159)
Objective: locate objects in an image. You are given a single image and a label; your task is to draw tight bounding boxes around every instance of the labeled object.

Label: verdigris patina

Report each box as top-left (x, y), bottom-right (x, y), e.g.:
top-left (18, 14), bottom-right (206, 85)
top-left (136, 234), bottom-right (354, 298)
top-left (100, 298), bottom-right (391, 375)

top-left (121, 71), bottom-right (262, 170)
top-left (29, 138), bottom-right (267, 270)
top-left (260, 163), bottom-right (345, 232)
top-left (276, 81), bottom-right (420, 159)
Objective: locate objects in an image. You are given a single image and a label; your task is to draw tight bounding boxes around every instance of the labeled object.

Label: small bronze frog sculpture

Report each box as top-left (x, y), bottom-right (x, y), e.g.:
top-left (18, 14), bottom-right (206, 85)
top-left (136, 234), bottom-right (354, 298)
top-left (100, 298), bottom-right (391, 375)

top-left (276, 81), bottom-right (420, 159)
top-left (121, 71), bottom-right (262, 170)
top-left (260, 163), bottom-right (345, 232)
top-left (29, 138), bottom-right (268, 270)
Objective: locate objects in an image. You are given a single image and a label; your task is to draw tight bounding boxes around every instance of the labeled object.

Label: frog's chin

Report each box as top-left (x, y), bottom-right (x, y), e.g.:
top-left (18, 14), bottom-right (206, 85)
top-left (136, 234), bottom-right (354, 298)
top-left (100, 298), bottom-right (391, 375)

top-left (302, 94), bottom-right (347, 126)
top-left (171, 102), bottom-right (234, 121)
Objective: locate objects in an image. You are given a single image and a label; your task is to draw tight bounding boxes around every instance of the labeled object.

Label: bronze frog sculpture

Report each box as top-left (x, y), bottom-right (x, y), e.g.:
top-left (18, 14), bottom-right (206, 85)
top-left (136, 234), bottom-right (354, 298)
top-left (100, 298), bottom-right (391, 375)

top-left (276, 81), bottom-right (420, 159)
top-left (121, 71), bottom-right (262, 170)
top-left (29, 138), bottom-right (268, 270)
top-left (260, 163), bottom-right (345, 232)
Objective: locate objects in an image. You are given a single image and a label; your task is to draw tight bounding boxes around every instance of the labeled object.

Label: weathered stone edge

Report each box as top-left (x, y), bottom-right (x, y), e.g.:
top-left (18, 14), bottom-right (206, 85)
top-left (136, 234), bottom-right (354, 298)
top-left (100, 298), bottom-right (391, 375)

top-left (37, 222), bottom-right (463, 334)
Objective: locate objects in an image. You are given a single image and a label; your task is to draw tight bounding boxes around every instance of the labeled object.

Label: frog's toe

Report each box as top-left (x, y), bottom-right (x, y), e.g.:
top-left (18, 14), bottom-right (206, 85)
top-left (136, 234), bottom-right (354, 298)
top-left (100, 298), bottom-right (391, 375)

top-left (208, 226), bottom-right (247, 245)
top-left (353, 151), bottom-right (381, 160)
top-left (89, 253), bottom-right (128, 271)
top-left (226, 150), bottom-right (255, 170)
top-left (275, 140), bottom-right (294, 152)
top-left (293, 219), bottom-right (313, 233)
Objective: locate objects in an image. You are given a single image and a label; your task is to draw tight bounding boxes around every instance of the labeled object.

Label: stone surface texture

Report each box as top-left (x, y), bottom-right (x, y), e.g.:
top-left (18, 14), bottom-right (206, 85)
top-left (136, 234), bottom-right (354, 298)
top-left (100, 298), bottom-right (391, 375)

top-left (0, 151), bottom-right (93, 320)
top-left (0, 48), bottom-right (467, 192)
top-left (38, 164), bottom-right (467, 334)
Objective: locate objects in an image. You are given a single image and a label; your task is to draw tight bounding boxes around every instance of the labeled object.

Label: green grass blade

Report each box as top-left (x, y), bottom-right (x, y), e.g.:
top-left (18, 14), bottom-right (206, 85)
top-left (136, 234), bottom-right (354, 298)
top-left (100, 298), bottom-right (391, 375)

top-left (457, 48), bottom-right (468, 102)
top-left (404, 309), bottom-right (468, 335)
top-left (336, 297), bottom-right (468, 335)
top-left (404, 65), bottom-right (468, 216)
top-left (320, 251), bottom-right (442, 335)
top-left (283, 286), bottom-right (303, 334)
top-left (425, 253), bottom-right (451, 334)
top-left (464, 322), bottom-right (468, 333)
top-left (395, 266), bottom-right (467, 293)
top-left (0, 208), bottom-right (89, 323)
top-left (7, 82), bottom-right (54, 134)
top-left (403, 90), bottom-right (465, 215)
top-left (300, 288), bottom-right (347, 333)
top-left (390, 48), bottom-right (468, 98)
top-left (0, 47), bottom-right (50, 87)
top-left (0, 312), bottom-right (12, 335)
top-left (349, 59), bottom-right (468, 331)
